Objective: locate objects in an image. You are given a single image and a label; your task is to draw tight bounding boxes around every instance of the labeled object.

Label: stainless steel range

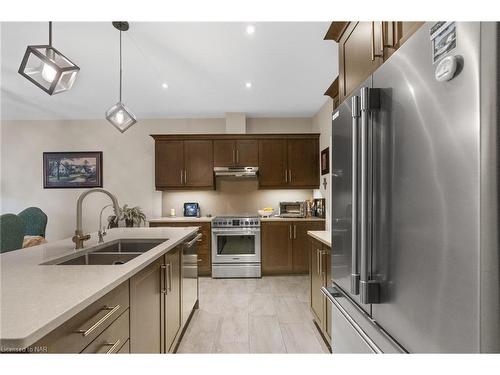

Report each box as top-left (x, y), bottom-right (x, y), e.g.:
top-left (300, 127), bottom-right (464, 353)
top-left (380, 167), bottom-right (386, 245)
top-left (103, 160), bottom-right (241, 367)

top-left (211, 216), bottom-right (261, 278)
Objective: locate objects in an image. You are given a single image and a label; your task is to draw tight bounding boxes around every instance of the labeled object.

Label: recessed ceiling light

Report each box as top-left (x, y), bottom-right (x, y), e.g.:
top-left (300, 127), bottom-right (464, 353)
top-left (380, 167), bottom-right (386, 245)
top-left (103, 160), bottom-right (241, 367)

top-left (245, 82), bottom-right (252, 89)
top-left (246, 25), bottom-right (256, 35)
top-left (162, 83), bottom-right (168, 89)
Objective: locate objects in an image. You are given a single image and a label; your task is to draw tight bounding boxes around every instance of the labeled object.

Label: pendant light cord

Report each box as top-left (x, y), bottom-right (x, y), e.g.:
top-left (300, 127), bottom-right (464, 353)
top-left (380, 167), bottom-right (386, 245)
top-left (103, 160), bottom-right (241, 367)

top-left (48, 21), bottom-right (52, 47)
top-left (119, 30), bottom-right (122, 102)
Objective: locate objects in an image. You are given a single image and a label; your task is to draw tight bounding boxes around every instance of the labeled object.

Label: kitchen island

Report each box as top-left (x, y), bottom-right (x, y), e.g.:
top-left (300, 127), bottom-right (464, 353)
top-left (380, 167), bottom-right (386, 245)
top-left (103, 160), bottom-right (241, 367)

top-left (0, 227), bottom-right (198, 352)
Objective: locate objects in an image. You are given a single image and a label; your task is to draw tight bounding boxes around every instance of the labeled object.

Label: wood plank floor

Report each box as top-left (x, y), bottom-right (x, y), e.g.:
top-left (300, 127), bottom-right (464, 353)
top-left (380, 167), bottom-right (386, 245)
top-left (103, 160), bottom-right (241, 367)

top-left (177, 276), bottom-right (330, 354)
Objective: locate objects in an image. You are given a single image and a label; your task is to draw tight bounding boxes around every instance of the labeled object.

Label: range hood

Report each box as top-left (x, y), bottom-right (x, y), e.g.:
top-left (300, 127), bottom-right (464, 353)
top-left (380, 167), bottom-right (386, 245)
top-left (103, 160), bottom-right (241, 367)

top-left (214, 167), bottom-right (258, 178)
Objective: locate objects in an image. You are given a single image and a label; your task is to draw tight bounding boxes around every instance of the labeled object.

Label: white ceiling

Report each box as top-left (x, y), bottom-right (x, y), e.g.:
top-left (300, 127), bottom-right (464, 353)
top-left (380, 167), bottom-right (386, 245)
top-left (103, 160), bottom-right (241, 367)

top-left (0, 22), bottom-right (337, 120)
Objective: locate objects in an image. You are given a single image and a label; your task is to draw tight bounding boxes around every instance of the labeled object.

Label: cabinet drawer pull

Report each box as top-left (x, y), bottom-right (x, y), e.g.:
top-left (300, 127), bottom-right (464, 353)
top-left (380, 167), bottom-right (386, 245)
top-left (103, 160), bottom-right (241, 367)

top-left (102, 339), bottom-right (121, 354)
top-left (75, 305), bottom-right (121, 337)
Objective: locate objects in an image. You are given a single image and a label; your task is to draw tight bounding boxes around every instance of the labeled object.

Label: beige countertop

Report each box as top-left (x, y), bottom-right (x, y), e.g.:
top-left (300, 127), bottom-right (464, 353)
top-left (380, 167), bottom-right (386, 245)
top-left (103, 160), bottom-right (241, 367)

top-left (149, 216), bottom-right (213, 223)
top-left (260, 217), bottom-right (325, 222)
top-left (307, 230), bottom-right (331, 247)
top-left (0, 227), bottom-right (198, 349)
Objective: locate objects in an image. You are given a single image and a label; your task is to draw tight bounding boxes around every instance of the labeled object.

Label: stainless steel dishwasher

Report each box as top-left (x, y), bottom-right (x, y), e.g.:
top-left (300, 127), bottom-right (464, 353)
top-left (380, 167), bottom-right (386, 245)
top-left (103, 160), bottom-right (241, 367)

top-left (181, 232), bottom-right (202, 326)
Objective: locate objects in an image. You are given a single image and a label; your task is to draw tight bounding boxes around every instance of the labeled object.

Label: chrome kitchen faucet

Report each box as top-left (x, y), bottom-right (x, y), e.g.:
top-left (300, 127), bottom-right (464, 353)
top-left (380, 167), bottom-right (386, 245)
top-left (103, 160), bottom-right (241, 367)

top-left (73, 188), bottom-right (120, 249)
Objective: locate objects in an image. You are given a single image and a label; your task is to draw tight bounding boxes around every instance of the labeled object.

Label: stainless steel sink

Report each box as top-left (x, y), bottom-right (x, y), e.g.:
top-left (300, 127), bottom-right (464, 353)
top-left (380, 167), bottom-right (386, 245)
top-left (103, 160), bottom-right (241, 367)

top-left (93, 239), bottom-right (167, 253)
top-left (44, 238), bottom-right (168, 266)
top-left (56, 252), bottom-right (141, 265)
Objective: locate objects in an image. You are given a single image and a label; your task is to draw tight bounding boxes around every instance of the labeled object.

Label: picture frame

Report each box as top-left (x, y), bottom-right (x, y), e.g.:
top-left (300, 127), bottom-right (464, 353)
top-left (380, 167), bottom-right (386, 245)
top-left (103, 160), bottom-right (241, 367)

top-left (321, 147), bottom-right (329, 175)
top-left (43, 151), bottom-right (103, 189)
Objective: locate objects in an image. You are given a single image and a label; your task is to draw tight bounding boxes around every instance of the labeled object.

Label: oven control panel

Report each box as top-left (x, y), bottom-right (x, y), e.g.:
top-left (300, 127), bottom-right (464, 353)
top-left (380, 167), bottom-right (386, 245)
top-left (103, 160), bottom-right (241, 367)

top-left (212, 217), bottom-right (260, 228)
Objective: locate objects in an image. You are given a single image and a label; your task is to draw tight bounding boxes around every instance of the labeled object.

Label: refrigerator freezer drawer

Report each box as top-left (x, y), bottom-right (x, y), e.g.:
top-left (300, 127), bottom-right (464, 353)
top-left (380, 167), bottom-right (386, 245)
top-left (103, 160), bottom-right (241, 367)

top-left (323, 286), bottom-right (405, 353)
top-left (331, 300), bottom-right (376, 353)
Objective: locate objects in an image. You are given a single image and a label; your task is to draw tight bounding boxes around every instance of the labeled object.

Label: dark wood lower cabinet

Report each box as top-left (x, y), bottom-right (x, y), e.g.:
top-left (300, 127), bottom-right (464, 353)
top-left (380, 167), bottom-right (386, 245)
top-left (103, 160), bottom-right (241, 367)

top-left (261, 220), bottom-right (325, 275)
top-left (130, 258), bottom-right (162, 353)
top-left (262, 221), bottom-right (293, 274)
top-left (292, 221), bottom-right (325, 273)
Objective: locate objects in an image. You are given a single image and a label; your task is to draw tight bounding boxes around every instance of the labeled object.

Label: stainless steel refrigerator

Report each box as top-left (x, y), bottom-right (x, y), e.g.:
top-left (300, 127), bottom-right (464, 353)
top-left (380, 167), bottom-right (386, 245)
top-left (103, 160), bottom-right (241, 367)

top-left (325, 22), bottom-right (500, 353)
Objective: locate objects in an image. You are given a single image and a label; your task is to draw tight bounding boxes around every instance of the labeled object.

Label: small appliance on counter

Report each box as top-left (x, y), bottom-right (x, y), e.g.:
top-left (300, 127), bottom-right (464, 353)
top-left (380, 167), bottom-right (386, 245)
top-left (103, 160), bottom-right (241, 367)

top-left (183, 202), bottom-right (200, 217)
top-left (313, 198), bottom-right (326, 218)
top-left (257, 207), bottom-right (274, 217)
top-left (279, 201), bottom-right (306, 218)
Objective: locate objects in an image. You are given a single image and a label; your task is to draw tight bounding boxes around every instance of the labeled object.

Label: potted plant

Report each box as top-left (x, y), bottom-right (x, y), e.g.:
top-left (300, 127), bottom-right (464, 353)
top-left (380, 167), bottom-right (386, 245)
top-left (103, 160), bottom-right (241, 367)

top-left (121, 205), bottom-right (146, 227)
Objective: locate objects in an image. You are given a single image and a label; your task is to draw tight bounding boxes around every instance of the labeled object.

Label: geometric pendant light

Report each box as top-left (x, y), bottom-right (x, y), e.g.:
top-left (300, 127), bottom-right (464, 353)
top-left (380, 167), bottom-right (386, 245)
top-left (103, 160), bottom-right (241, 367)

top-left (18, 22), bottom-right (80, 95)
top-left (105, 21), bottom-right (137, 133)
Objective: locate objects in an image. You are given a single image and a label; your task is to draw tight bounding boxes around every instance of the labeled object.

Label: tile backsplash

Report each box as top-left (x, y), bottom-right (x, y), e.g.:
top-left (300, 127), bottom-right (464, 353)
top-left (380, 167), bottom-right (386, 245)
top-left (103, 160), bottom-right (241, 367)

top-left (162, 179), bottom-right (313, 217)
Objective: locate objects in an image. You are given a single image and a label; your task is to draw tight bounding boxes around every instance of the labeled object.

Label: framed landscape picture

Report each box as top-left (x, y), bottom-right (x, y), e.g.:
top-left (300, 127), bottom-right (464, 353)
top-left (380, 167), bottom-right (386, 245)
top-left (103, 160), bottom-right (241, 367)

top-left (43, 152), bottom-right (103, 189)
top-left (321, 147), bottom-right (329, 175)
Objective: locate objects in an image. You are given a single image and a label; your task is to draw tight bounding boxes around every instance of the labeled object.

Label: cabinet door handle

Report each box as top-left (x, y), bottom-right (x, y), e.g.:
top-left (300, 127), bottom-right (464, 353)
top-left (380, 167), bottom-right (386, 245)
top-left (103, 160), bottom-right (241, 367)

top-left (285, 169), bottom-right (288, 182)
top-left (180, 170), bottom-right (183, 184)
top-left (236, 149), bottom-right (239, 164)
top-left (293, 224), bottom-right (297, 239)
top-left (371, 22), bottom-right (383, 61)
top-left (168, 262), bottom-right (172, 292)
top-left (289, 225), bottom-right (292, 239)
top-left (75, 305), bottom-right (121, 337)
top-left (232, 149), bottom-right (236, 164)
top-left (289, 169), bottom-right (292, 182)
top-left (184, 170), bottom-right (187, 184)
top-left (161, 264), bottom-right (167, 294)
top-left (317, 249), bottom-right (321, 275)
top-left (101, 339), bottom-right (121, 354)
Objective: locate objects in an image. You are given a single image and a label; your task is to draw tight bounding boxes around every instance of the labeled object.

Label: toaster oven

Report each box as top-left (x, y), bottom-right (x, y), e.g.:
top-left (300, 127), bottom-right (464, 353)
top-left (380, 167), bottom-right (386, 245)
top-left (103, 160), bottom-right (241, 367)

top-left (279, 201), bottom-right (306, 218)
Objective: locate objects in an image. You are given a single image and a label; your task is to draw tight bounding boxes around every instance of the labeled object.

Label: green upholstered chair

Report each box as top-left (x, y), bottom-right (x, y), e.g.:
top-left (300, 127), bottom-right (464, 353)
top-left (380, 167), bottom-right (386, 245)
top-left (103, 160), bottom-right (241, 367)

top-left (0, 213), bottom-right (25, 253)
top-left (18, 207), bottom-right (48, 238)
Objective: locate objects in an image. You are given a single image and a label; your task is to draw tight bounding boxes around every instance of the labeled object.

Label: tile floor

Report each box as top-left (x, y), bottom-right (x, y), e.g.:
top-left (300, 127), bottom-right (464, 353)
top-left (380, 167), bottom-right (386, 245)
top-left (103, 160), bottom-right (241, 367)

top-left (177, 276), bottom-right (330, 354)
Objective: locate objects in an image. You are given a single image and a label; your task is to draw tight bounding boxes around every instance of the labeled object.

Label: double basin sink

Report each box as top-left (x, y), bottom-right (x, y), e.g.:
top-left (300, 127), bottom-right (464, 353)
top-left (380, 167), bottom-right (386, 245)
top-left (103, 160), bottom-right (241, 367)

top-left (44, 239), bottom-right (167, 266)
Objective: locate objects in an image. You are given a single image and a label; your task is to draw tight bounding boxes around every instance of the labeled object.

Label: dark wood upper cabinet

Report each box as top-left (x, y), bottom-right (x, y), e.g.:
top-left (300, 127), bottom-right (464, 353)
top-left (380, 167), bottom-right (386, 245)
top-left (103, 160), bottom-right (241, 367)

top-left (326, 21), bottom-right (423, 104)
top-left (258, 139), bottom-right (288, 188)
top-left (213, 139), bottom-right (258, 167)
top-left (153, 134), bottom-right (319, 190)
top-left (184, 140), bottom-right (214, 188)
top-left (155, 139), bottom-right (213, 190)
top-left (155, 140), bottom-right (184, 189)
top-left (213, 140), bottom-right (236, 167)
top-left (235, 139), bottom-right (258, 166)
top-left (287, 138), bottom-right (319, 188)
top-left (339, 22), bottom-right (383, 101)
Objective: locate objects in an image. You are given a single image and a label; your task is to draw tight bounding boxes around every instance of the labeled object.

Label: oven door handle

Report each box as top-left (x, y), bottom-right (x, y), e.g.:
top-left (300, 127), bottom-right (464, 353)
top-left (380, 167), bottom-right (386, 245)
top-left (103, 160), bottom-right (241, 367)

top-left (212, 229), bottom-right (260, 234)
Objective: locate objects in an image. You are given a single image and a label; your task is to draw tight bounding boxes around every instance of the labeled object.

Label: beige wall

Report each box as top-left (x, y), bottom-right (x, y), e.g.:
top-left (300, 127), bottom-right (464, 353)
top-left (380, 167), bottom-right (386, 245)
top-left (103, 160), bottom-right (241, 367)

top-left (312, 98), bottom-right (333, 230)
top-left (0, 117), bottom-right (313, 240)
top-left (162, 179), bottom-right (313, 217)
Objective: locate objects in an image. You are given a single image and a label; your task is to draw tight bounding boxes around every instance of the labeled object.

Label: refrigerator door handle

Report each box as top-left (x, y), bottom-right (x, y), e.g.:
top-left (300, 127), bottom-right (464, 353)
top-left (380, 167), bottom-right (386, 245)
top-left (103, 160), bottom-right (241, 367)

top-left (351, 95), bottom-right (360, 295)
top-left (360, 87), bottom-right (380, 304)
